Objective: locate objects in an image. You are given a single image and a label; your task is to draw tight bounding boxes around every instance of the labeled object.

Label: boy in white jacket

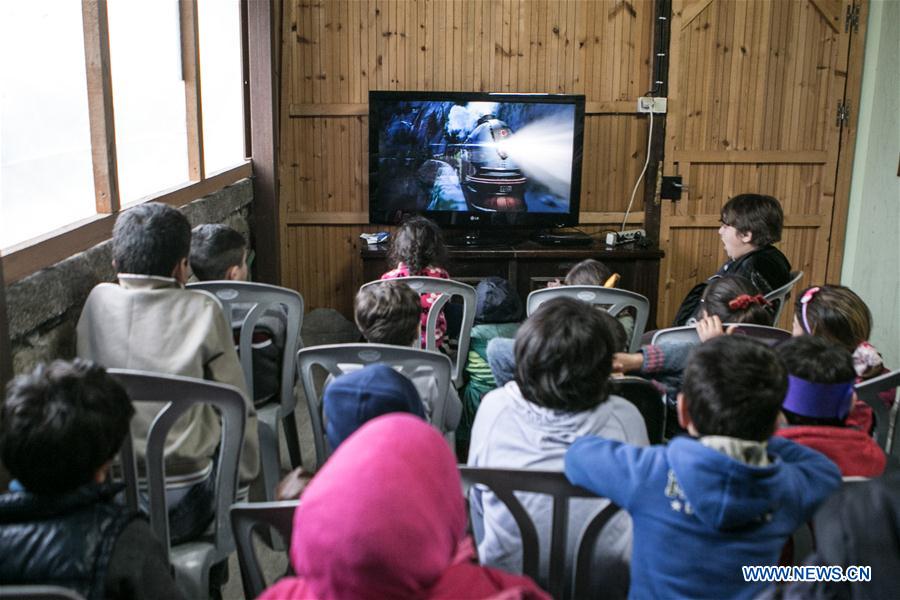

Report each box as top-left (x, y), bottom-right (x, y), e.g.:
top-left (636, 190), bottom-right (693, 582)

top-left (468, 297), bottom-right (649, 597)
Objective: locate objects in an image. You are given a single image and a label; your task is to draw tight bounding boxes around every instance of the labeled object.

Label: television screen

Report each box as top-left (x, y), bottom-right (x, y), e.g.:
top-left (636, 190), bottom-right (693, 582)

top-left (369, 91), bottom-right (585, 229)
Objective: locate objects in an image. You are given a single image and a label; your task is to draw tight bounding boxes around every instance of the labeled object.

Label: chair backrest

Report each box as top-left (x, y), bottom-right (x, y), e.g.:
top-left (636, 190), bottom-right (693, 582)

top-left (527, 286), bottom-right (649, 352)
top-left (609, 377), bottom-right (666, 443)
top-left (187, 281), bottom-right (304, 416)
top-left (230, 501), bottom-right (299, 599)
top-left (764, 270), bottom-right (804, 325)
top-left (651, 324), bottom-right (790, 347)
top-left (110, 369), bottom-right (247, 558)
top-left (0, 587), bottom-right (86, 600)
top-left (459, 467), bottom-right (620, 600)
top-left (359, 277), bottom-right (476, 387)
top-left (727, 324), bottom-right (792, 346)
top-left (296, 343), bottom-right (452, 470)
top-left (855, 369), bottom-right (900, 456)
top-left (650, 325), bottom-right (699, 346)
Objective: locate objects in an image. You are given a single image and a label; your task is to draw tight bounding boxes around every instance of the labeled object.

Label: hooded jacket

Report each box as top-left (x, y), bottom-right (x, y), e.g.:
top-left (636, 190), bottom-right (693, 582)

top-left (468, 381), bottom-right (649, 596)
top-left (565, 435), bottom-right (841, 599)
top-left (673, 244), bottom-right (792, 326)
top-left (258, 414), bottom-right (549, 600)
top-left (776, 425), bottom-right (886, 478)
top-left (0, 482), bottom-right (180, 600)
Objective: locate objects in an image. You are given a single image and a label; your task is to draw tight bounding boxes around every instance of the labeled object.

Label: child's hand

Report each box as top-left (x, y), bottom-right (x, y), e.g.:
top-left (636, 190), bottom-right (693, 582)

top-left (275, 466), bottom-right (312, 501)
top-left (547, 278), bottom-right (562, 288)
top-left (613, 352), bottom-right (643, 374)
top-left (696, 315), bottom-right (727, 342)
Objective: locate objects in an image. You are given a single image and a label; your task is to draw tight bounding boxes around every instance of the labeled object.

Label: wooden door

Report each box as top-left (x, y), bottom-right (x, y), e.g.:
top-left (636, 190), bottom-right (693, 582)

top-left (657, 0), bottom-right (864, 328)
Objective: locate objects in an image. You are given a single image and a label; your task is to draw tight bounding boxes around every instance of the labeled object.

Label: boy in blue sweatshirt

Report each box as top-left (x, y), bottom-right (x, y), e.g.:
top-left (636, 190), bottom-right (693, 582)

top-left (565, 336), bottom-right (841, 600)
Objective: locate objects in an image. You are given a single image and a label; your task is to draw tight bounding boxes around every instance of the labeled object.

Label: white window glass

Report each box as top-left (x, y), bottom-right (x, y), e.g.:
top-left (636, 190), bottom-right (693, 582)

top-left (107, 0), bottom-right (189, 204)
top-left (0, 0), bottom-right (96, 249)
top-left (198, 0), bottom-right (246, 173)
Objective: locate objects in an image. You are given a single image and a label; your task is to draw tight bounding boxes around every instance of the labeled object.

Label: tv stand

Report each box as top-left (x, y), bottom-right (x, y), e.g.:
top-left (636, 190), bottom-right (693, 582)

top-left (531, 228), bottom-right (593, 247)
top-left (444, 229), bottom-right (524, 248)
top-left (362, 239), bottom-right (664, 329)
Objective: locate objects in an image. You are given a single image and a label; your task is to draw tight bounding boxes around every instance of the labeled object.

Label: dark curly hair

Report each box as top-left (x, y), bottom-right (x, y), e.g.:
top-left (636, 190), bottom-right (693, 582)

top-left (514, 297), bottom-right (616, 412)
top-left (1, 359), bottom-right (134, 494)
top-left (386, 216), bottom-right (447, 275)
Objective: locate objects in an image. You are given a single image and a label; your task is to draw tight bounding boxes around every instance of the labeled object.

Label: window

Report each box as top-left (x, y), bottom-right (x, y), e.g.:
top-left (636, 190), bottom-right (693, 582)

top-left (107, 0), bottom-right (190, 204)
top-left (1, 0), bottom-right (250, 275)
top-left (198, 0), bottom-right (246, 173)
top-left (1, 0), bottom-right (97, 248)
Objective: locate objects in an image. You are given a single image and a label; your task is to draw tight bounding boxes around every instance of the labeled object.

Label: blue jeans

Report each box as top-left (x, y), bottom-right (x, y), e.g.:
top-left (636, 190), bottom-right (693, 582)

top-left (486, 337), bottom-right (517, 387)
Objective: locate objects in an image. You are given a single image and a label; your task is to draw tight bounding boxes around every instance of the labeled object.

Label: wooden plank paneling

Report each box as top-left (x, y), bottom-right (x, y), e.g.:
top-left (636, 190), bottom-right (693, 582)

top-left (280, 0), bottom-right (658, 314)
top-left (658, 0), bottom-right (851, 326)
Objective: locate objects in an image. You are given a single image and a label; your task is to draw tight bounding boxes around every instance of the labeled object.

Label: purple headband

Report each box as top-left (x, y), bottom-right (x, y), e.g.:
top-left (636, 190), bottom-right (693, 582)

top-left (799, 287), bottom-right (820, 333)
top-left (783, 374), bottom-right (854, 420)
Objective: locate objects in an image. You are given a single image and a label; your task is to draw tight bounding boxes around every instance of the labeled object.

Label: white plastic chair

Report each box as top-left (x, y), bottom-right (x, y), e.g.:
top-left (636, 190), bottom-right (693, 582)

top-left (764, 270), bottom-right (804, 325)
top-left (230, 501), bottom-right (298, 599)
top-left (188, 281), bottom-right (304, 500)
top-left (855, 369), bottom-right (900, 456)
top-left (526, 286), bottom-right (649, 353)
top-left (651, 323), bottom-right (790, 347)
top-left (110, 369), bottom-right (247, 600)
top-left (296, 343), bottom-right (453, 470)
top-left (359, 277), bottom-right (475, 387)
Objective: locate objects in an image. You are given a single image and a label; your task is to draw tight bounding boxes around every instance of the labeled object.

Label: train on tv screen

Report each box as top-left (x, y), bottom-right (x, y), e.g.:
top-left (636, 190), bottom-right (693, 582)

top-left (368, 91), bottom-right (586, 231)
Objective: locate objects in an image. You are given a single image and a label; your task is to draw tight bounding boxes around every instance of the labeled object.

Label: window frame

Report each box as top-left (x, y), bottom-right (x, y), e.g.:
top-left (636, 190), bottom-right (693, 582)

top-left (1, 0), bottom-right (252, 285)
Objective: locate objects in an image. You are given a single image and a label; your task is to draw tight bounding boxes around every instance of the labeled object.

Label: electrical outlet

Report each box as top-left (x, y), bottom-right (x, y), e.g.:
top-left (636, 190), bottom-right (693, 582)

top-left (637, 96), bottom-right (668, 114)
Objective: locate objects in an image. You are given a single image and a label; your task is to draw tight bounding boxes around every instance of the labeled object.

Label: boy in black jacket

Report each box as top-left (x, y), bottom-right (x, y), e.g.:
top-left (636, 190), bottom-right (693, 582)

top-left (673, 193), bottom-right (791, 326)
top-left (0, 360), bottom-right (182, 600)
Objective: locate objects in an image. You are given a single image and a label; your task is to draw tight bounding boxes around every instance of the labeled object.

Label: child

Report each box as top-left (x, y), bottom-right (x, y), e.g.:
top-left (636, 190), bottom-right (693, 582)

top-left (457, 276), bottom-right (523, 460)
top-left (354, 280), bottom-right (462, 434)
top-left (190, 223), bottom-right (288, 406)
top-left (614, 275), bottom-right (774, 408)
top-left (259, 415), bottom-right (550, 600)
top-left (793, 284), bottom-right (894, 433)
top-left (565, 336), bottom-right (842, 599)
top-left (76, 202), bottom-right (259, 542)
top-left (0, 360), bottom-right (182, 599)
top-left (324, 364), bottom-right (426, 450)
top-left (793, 284), bottom-right (892, 390)
top-left (674, 193), bottom-right (791, 326)
top-left (468, 297), bottom-right (648, 596)
top-left (485, 258), bottom-right (630, 388)
top-left (774, 336), bottom-right (885, 477)
top-left (381, 216), bottom-right (452, 348)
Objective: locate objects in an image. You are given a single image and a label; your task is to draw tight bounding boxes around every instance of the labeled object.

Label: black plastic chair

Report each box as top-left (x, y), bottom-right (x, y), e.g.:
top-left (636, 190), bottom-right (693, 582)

top-left (610, 376), bottom-right (666, 443)
top-left (230, 500), bottom-right (298, 599)
top-left (459, 467), bottom-right (621, 600)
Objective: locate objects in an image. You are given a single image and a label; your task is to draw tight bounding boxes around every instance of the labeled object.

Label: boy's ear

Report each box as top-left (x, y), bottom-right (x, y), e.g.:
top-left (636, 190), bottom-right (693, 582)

top-left (676, 393), bottom-right (698, 436)
top-left (171, 258), bottom-right (190, 284)
top-left (739, 229), bottom-right (753, 244)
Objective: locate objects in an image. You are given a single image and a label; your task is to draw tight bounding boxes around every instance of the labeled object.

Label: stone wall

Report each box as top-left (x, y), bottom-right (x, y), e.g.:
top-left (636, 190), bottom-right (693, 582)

top-left (7, 179), bottom-right (253, 374)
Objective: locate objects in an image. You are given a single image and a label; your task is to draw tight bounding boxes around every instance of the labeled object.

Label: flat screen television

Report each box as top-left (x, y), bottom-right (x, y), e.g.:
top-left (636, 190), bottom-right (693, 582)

top-left (369, 91), bottom-right (586, 234)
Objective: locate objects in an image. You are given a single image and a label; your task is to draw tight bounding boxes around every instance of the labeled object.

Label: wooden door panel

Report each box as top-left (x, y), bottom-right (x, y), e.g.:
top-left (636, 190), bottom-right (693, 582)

top-left (659, 0), bottom-right (849, 326)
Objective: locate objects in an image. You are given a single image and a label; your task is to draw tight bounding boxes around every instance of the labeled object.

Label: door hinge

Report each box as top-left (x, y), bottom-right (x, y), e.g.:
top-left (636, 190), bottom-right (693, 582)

top-left (845, 2), bottom-right (860, 34)
top-left (836, 100), bottom-right (851, 128)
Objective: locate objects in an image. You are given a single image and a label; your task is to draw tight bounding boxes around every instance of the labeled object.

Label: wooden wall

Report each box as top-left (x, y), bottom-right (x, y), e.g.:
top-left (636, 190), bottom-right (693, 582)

top-left (279, 0), bottom-right (657, 316)
top-left (657, 0), bottom-right (858, 328)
